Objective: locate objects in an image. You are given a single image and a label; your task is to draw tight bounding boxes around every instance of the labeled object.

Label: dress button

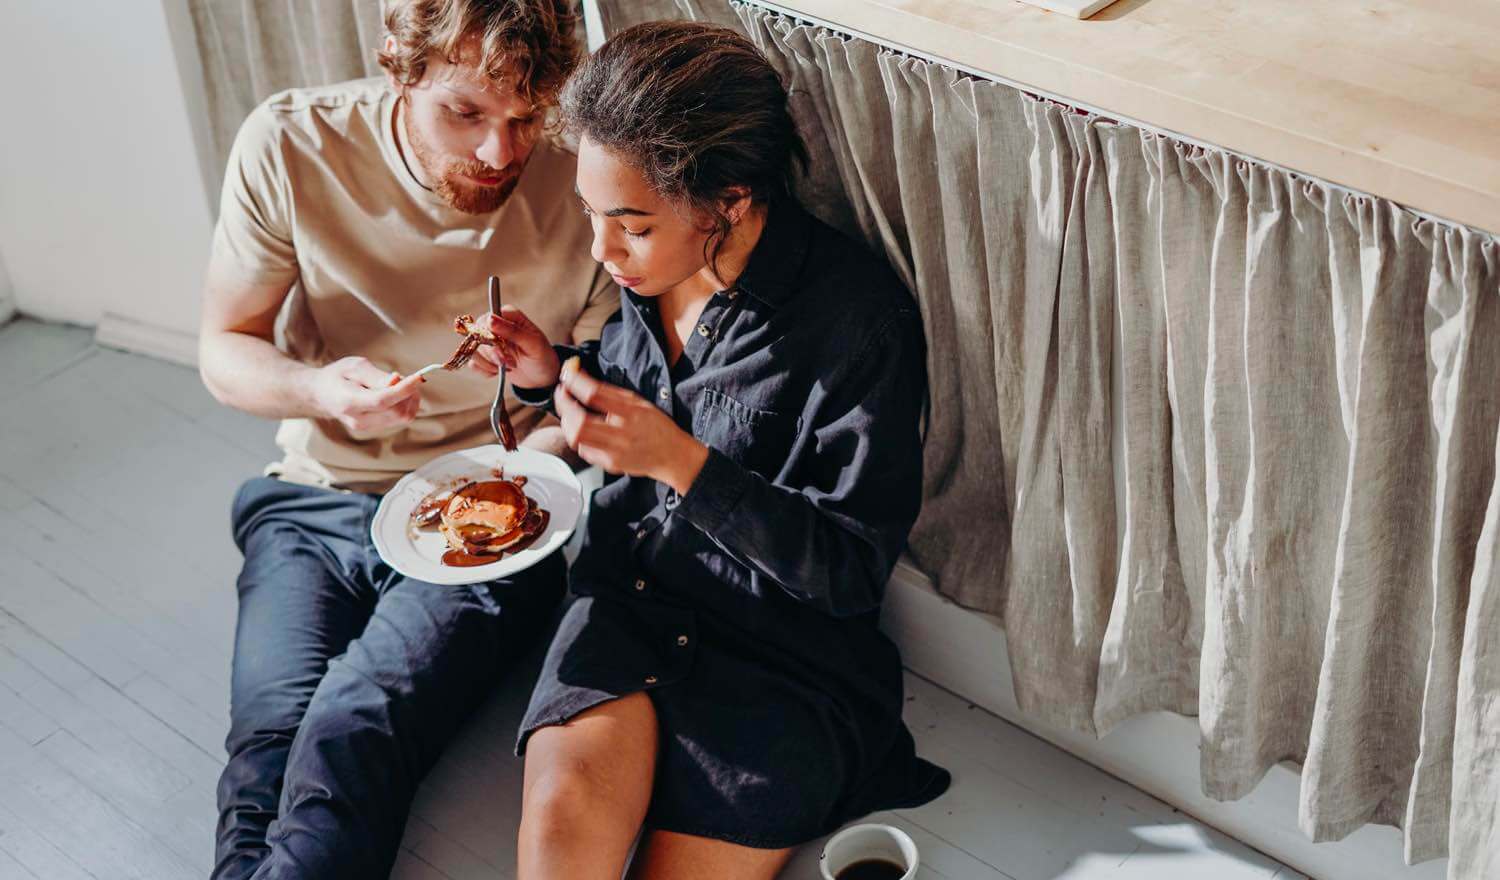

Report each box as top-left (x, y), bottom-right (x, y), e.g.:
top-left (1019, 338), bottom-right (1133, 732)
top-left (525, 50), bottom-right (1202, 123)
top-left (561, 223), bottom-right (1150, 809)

top-left (676, 635), bottom-right (689, 647)
top-left (658, 387), bottom-right (670, 401)
top-left (696, 323), bottom-right (712, 338)
top-left (727, 289), bottom-right (739, 300)
top-left (634, 578), bottom-right (646, 591)
top-left (645, 675), bottom-right (659, 685)
top-left (636, 528), bottom-right (647, 540)
top-left (664, 491), bottom-right (678, 510)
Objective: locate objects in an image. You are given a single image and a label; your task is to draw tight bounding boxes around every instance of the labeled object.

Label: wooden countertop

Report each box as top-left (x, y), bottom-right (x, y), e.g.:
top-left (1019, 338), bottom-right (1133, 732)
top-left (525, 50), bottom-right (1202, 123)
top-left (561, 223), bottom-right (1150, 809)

top-left (763, 0), bottom-right (1500, 236)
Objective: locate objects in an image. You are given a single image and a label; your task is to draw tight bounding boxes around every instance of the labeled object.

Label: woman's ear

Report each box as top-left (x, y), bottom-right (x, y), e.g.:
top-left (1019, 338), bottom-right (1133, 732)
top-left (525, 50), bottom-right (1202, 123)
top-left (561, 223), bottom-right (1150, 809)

top-left (722, 186), bottom-right (753, 225)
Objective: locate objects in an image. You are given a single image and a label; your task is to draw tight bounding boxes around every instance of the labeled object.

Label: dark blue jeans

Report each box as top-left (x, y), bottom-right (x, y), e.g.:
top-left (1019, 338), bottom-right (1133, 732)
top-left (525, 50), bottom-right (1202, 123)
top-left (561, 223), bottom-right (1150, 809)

top-left (214, 476), bottom-right (564, 880)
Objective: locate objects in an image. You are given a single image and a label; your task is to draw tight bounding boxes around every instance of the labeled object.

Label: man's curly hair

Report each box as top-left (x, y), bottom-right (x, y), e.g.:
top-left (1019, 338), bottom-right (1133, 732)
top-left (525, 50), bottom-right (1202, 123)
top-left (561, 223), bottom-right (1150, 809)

top-left (378, 0), bottom-right (579, 107)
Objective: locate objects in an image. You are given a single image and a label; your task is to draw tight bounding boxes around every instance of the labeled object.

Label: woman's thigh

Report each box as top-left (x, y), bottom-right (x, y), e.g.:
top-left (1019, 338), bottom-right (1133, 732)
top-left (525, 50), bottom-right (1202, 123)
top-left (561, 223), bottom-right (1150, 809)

top-left (519, 692), bottom-right (660, 879)
top-left (627, 830), bottom-right (794, 880)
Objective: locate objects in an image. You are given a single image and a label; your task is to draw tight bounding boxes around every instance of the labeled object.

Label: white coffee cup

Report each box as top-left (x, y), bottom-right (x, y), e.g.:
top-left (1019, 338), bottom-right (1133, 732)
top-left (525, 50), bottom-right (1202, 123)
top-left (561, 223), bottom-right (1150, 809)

top-left (819, 823), bottom-right (919, 880)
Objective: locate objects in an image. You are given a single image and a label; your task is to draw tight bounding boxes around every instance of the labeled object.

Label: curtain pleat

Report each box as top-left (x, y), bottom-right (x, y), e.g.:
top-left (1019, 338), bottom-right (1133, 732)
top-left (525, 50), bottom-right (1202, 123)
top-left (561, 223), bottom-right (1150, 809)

top-left (190, 0), bottom-right (408, 194)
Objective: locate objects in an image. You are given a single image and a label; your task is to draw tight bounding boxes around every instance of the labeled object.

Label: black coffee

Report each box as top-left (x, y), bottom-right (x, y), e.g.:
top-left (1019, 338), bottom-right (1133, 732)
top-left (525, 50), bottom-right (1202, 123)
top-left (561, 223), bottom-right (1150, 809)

top-left (835, 859), bottom-right (906, 880)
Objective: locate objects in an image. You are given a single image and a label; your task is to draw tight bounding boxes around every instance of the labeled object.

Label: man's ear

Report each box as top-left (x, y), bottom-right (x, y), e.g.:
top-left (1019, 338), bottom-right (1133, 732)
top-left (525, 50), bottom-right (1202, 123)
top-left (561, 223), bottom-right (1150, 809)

top-left (722, 186), bottom-right (753, 225)
top-left (383, 35), bottom-right (404, 94)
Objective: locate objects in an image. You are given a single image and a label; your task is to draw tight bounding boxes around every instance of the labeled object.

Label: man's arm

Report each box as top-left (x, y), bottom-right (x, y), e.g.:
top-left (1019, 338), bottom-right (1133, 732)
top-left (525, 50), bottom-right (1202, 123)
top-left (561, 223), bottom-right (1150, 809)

top-left (198, 260), bottom-right (424, 432)
top-left (198, 262), bottom-right (319, 418)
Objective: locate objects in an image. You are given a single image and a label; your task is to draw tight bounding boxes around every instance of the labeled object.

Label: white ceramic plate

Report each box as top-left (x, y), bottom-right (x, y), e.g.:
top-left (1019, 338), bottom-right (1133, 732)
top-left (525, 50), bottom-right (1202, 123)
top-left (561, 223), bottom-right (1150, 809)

top-left (371, 445), bottom-right (583, 585)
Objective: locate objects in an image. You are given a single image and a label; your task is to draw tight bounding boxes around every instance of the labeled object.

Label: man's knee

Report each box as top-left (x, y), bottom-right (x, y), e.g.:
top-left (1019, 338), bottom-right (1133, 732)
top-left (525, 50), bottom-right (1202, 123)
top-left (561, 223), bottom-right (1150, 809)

top-left (226, 686), bottom-right (314, 755)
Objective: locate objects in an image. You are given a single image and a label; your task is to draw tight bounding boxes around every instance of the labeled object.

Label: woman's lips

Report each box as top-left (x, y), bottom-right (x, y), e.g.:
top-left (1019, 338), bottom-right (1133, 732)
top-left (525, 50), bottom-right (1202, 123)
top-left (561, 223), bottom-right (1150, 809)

top-left (611, 274), bottom-right (644, 288)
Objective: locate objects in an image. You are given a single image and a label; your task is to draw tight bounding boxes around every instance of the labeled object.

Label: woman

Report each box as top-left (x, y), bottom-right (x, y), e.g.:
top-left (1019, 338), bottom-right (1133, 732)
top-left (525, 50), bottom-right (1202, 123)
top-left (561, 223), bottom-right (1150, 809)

top-left (477, 21), bottom-right (949, 879)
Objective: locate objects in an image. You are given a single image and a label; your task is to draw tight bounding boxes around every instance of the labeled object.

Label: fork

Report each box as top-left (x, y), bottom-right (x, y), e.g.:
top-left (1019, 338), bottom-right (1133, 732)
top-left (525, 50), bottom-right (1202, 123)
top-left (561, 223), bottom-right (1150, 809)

top-left (487, 275), bottom-right (519, 451)
top-left (388, 338), bottom-right (484, 384)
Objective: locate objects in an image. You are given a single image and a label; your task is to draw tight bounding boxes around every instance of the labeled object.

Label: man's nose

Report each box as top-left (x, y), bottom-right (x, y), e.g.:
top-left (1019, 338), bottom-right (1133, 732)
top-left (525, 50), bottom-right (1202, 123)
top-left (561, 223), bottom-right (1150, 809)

top-left (475, 125), bottom-right (514, 170)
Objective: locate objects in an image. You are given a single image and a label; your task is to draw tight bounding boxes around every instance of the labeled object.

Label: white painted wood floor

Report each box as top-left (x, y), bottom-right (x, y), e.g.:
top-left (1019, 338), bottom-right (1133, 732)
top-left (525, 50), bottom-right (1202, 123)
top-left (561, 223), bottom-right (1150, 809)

top-left (0, 318), bottom-right (1303, 880)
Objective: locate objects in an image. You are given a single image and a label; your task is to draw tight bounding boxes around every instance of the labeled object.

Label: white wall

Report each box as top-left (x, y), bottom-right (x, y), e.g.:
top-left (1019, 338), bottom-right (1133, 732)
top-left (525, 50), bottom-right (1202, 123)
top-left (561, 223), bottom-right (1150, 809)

top-left (0, 1), bottom-right (214, 341)
top-left (0, 249), bottom-right (15, 325)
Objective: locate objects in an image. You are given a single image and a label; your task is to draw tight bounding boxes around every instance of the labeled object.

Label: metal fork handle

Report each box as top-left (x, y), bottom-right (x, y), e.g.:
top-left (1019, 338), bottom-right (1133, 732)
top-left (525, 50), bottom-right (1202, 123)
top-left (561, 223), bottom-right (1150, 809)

top-left (487, 276), bottom-right (518, 451)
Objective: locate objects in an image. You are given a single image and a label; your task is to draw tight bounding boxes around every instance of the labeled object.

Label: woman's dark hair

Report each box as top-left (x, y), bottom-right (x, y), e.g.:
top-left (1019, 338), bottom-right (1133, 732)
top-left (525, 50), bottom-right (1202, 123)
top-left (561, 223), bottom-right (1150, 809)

top-left (560, 21), bottom-right (809, 270)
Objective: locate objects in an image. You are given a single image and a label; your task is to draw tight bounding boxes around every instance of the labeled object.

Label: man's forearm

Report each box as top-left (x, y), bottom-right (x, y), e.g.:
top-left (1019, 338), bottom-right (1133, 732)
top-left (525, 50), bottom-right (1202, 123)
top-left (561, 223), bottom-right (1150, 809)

top-left (199, 330), bottom-right (323, 421)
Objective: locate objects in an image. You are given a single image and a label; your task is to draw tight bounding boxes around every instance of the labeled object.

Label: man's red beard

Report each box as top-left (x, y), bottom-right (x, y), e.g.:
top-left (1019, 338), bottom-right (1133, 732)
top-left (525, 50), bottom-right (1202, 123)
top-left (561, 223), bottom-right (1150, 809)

top-left (404, 104), bottom-right (525, 214)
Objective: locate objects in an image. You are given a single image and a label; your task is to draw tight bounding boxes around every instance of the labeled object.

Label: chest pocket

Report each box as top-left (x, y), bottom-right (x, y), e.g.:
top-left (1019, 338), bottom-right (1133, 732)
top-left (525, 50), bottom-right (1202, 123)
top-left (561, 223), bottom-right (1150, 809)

top-left (692, 388), bottom-right (802, 479)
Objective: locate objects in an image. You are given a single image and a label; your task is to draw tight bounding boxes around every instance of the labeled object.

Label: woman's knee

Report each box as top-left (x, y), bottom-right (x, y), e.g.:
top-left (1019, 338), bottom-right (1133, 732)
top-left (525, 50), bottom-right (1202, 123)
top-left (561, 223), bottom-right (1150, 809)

top-left (520, 694), bottom-right (660, 848)
top-left (520, 764), bottom-right (616, 845)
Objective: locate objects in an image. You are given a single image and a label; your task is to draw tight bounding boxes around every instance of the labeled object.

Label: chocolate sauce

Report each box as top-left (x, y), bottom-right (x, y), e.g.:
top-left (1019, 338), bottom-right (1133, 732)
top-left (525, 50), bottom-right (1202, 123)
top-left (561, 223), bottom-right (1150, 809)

top-left (437, 509), bottom-right (549, 567)
top-left (411, 494), bottom-right (449, 528)
top-left (440, 549), bottom-right (499, 567)
top-left (413, 477), bottom-right (549, 568)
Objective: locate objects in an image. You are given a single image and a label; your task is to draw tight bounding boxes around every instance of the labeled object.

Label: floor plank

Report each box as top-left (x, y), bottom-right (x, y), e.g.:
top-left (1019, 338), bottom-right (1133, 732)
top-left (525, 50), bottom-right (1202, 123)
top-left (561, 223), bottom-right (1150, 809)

top-left (0, 320), bottom-right (1299, 879)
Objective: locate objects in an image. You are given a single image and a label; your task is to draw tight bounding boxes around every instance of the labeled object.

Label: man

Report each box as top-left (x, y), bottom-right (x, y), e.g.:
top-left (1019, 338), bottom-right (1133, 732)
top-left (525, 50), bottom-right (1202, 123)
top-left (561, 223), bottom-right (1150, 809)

top-left (196, 1), bottom-right (612, 877)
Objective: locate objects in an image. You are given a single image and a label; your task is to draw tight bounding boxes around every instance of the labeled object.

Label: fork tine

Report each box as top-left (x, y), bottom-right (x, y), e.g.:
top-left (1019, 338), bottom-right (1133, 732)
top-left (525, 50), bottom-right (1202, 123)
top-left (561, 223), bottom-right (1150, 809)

top-left (442, 335), bottom-right (480, 370)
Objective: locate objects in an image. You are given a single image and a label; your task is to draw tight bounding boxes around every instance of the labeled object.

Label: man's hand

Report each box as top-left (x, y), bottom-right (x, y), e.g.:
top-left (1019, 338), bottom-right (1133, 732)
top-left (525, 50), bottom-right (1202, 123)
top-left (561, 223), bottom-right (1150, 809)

top-left (469, 305), bottom-right (561, 389)
top-left (553, 360), bottom-right (709, 495)
top-left (307, 356), bottom-right (425, 436)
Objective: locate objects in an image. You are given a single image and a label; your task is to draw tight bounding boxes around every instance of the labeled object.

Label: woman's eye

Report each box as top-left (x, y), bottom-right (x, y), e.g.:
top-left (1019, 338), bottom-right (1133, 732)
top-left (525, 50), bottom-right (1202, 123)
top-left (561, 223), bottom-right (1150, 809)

top-left (624, 227), bottom-right (651, 239)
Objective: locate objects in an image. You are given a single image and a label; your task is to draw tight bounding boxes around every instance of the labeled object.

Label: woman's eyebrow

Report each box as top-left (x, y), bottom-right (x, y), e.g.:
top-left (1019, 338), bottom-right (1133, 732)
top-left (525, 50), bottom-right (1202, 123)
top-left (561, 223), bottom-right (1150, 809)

top-left (574, 186), bottom-right (654, 218)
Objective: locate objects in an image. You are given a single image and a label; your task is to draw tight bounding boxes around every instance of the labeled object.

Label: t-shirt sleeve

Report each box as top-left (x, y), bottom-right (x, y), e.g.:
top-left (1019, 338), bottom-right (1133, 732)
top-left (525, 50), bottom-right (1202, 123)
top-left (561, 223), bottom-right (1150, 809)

top-left (569, 263), bottom-right (620, 345)
top-left (210, 102), bottom-right (299, 287)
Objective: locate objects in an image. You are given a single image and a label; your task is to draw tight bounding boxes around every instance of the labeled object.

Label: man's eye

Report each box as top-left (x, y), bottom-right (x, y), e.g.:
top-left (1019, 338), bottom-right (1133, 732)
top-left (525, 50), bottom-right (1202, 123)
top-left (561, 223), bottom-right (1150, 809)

top-left (445, 106), bottom-right (481, 121)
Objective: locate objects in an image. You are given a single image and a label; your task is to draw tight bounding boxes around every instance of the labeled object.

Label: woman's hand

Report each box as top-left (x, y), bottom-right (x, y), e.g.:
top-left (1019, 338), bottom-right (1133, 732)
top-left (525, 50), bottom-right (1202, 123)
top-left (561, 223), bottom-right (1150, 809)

top-left (307, 356), bottom-right (424, 436)
top-left (553, 359), bottom-right (709, 495)
top-left (468, 305), bottom-right (561, 389)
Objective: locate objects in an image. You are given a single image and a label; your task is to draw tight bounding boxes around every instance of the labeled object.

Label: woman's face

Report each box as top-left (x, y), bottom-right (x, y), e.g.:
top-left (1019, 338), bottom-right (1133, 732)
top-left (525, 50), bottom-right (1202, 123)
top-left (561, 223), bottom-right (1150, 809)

top-left (574, 136), bottom-right (715, 297)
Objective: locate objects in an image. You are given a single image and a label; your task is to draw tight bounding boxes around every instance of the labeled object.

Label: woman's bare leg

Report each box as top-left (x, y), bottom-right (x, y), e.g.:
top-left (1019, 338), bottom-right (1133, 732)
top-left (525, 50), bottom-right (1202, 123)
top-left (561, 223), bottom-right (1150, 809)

top-left (518, 692), bottom-right (659, 880)
top-left (626, 829), bottom-right (794, 880)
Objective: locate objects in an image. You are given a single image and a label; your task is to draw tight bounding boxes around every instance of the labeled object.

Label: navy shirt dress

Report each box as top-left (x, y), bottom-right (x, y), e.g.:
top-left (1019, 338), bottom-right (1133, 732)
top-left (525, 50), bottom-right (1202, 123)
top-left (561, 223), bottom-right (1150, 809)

top-left (513, 198), bottom-right (950, 849)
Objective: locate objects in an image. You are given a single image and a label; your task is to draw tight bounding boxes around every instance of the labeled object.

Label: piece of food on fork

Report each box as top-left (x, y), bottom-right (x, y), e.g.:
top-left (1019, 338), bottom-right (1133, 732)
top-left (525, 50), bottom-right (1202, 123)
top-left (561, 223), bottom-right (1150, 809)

top-left (385, 313), bottom-right (515, 385)
top-left (453, 313), bottom-right (496, 341)
top-left (452, 313), bottom-right (519, 368)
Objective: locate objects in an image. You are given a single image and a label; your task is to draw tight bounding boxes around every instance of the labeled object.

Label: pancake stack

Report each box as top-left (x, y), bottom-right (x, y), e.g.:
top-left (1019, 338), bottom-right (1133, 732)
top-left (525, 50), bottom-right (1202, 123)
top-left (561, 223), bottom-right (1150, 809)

top-left (411, 478), bottom-right (549, 566)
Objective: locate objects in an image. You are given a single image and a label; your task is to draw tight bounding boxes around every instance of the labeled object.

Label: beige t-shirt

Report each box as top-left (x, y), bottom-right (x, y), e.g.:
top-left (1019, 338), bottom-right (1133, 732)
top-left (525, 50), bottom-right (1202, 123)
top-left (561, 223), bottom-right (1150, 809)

top-left (213, 78), bottom-right (614, 493)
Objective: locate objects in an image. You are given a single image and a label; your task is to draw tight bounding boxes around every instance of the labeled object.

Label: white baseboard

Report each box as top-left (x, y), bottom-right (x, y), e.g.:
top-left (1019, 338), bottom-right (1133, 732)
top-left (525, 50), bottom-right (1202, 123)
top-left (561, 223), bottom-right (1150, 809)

top-left (95, 312), bottom-right (199, 368)
top-left (882, 561), bottom-right (1449, 880)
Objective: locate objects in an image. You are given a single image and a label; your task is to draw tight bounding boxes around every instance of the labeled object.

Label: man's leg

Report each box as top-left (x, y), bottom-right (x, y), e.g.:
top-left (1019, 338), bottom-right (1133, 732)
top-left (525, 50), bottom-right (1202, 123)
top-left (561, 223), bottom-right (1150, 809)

top-left (215, 478), bottom-right (377, 880)
top-left (251, 552), bottom-right (566, 879)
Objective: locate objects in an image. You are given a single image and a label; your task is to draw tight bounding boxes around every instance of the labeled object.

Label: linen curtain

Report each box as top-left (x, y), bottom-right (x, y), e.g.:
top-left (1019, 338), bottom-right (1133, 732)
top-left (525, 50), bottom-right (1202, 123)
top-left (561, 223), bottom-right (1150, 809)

top-left (188, 0), bottom-right (1500, 874)
top-left (593, 2), bottom-right (1499, 874)
top-left (187, 0), bottom-right (386, 194)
